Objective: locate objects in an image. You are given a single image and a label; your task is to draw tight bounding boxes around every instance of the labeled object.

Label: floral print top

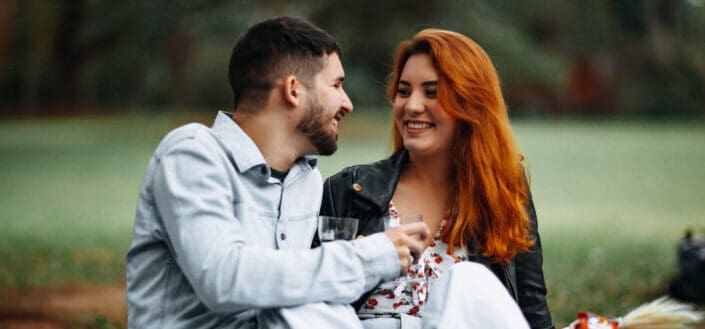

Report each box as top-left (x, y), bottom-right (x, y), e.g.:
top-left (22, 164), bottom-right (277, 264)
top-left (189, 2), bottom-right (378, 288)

top-left (357, 201), bottom-right (468, 319)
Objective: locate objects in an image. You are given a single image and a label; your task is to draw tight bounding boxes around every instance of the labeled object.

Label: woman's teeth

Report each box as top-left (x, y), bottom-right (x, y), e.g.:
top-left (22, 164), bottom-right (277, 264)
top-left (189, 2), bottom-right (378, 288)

top-left (407, 122), bottom-right (432, 129)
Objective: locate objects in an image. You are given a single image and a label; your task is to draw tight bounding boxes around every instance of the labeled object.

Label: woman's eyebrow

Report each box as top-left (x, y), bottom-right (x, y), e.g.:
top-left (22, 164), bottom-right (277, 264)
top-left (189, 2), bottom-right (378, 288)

top-left (398, 80), bottom-right (438, 86)
top-left (421, 81), bottom-right (438, 87)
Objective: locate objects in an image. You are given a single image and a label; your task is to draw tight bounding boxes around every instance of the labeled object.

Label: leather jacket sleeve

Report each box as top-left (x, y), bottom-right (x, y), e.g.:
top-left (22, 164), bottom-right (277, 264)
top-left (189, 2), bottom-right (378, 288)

top-left (320, 167), bottom-right (350, 218)
top-left (516, 192), bottom-right (554, 329)
top-left (316, 171), bottom-right (343, 248)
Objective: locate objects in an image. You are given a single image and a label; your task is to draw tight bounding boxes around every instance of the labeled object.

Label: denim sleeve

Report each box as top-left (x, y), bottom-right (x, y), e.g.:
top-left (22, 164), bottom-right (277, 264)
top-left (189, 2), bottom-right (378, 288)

top-left (152, 136), bottom-right (400, 313)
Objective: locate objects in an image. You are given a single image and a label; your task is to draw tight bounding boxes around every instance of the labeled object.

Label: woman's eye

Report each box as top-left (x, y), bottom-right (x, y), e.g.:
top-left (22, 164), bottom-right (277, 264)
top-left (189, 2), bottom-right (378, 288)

top-left (426, 90), bottom-right (437, 98)
top-left (397, 89), bottom-right (410, 97)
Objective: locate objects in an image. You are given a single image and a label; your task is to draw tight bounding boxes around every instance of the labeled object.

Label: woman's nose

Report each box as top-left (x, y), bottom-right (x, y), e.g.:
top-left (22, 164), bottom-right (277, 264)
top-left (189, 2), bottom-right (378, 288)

top-left (404, 92), bottom-right (425, 113)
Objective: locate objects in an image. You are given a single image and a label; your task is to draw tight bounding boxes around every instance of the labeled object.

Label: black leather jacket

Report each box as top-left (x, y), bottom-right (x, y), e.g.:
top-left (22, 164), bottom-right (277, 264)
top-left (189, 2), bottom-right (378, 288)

top-left (319, 149), bottom-right (554, 329)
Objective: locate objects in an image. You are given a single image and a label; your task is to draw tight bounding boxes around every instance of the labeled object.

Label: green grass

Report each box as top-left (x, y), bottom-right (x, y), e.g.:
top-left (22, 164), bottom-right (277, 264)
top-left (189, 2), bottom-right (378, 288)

top-left (0, 114), bottom-right (185, 287)
top-left (1, 113), bottom-right (704, 326)
top-left (514, 120), bottom-right (705, 325)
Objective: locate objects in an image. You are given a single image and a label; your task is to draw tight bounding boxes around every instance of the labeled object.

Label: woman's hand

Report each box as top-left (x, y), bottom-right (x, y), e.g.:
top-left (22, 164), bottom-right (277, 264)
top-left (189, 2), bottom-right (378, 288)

top-left (384, 222), bottom-right (430, 275)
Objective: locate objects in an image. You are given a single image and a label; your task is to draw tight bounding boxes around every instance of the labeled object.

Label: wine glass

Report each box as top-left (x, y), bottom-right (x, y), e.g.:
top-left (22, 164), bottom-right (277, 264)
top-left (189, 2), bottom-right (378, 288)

top-left (403, 214), bottom-right (424, 264)
top-left (394, 213), bottom-right (428, 306)
top-left (317, 216), bottom-right (359, 242)
top-left (381, 213), bottom-right (423, 229)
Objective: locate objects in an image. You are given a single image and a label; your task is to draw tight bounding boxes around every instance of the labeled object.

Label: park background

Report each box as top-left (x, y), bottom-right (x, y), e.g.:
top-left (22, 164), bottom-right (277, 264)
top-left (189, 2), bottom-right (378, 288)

top-left (1, 1), bottom-right (704, 328)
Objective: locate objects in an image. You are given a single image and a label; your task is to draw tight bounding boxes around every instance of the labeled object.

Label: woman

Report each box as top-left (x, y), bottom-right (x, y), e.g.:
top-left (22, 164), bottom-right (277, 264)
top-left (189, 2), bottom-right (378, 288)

top-left (320, 29), bottom-right (554, 329)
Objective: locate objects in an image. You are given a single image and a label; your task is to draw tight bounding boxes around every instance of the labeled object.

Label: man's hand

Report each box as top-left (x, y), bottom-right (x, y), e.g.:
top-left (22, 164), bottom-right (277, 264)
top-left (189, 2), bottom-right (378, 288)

top-left (384, 222), bottom-right (430, 275)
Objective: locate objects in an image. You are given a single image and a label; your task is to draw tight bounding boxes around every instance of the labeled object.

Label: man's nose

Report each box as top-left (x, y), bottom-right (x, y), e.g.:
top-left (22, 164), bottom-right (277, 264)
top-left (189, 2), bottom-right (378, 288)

top-left (341, 89), bottom-right (353, 112)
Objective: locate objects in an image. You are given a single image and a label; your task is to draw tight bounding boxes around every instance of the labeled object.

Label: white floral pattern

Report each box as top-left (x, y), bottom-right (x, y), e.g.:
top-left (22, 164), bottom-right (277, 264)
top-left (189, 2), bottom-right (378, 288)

top-left (357, 201), bottom-right (468, 318)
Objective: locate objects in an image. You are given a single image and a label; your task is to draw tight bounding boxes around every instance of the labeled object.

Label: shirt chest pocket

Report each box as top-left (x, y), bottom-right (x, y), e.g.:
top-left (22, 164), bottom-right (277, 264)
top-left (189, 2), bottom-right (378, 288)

top-left (232, 205), bottom-right (279, 247)
top-left (282, 213), bottom-right (317, 249)
top-left (234, 204), bottom-right (317, 249)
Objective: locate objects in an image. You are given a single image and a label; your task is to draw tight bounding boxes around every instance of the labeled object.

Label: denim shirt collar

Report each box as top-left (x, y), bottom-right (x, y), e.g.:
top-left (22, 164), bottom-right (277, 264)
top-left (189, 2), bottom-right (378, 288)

top-left (212, 111), bottom-right (317, 175)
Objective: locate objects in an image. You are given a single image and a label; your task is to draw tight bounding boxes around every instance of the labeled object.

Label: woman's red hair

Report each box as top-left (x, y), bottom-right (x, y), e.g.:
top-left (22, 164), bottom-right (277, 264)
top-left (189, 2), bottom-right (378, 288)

top-left (388, 29), bottom-right (533, 263)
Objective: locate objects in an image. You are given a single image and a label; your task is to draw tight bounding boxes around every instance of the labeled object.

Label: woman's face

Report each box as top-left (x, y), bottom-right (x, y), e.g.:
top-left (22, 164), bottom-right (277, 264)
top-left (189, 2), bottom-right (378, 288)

top-left (393, 53), bottom-right (458, 159)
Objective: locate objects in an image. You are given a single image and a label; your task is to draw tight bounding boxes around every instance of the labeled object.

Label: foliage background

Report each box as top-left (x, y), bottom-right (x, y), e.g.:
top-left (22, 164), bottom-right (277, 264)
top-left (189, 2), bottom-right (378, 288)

top-left (2, 0), bottom-right (705, 118)
top-left (1, 1), bottom-right (705, 328)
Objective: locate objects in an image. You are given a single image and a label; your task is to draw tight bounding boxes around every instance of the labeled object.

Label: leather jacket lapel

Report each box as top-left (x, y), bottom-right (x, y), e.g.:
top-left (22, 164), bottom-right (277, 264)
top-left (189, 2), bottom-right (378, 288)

top-left (349, 149), bottom-right (407, 235)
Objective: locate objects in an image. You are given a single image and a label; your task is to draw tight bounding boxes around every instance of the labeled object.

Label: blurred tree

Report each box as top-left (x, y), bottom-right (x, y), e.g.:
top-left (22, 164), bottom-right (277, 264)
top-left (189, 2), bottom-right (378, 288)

top-left (0, 0), bottom-right (13, 97)
top-left (1, 0), bottom-right (704, 118)
top-left (21, 0), bottom-right (59, 112)
top-left (607, 0), bottom-right (705, 117)
top-left (52, 0), bottom-right (130, 113)
top-left (3, 0), bottom-right (131, 115)
top-left (310, 0), bottom-right (445, 108)
top-left (456, 0), bottom-right (567, 116)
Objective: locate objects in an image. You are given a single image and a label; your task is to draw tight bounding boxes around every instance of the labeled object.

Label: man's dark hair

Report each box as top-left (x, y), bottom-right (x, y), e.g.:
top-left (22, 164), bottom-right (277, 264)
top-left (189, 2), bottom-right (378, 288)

top-left (228, 16), bottom-right (341, 110)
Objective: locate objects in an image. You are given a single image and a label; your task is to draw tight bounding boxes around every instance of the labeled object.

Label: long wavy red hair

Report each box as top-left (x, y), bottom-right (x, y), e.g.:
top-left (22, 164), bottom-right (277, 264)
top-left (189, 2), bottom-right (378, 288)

top-left (388, 29), bottom-right (533, 263)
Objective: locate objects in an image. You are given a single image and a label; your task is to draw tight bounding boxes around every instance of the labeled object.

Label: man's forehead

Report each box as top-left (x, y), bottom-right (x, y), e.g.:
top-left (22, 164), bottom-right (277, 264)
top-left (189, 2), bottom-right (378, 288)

top-left (319, 52), bottom-right (344, 78)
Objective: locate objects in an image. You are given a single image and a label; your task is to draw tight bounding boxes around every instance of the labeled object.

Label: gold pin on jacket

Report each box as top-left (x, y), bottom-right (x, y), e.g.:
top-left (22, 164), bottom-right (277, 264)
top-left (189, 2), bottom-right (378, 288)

top-left (352, 183), bottom-right (362, 192)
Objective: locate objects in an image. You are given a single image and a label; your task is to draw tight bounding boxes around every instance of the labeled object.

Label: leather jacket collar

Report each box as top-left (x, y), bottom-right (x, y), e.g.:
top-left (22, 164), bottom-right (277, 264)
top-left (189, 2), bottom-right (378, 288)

top-left (352, 149), bottom-right (407, 214)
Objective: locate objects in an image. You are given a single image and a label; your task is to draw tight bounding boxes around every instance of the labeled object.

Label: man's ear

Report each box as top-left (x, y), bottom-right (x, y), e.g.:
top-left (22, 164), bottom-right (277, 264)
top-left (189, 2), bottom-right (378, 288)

top-left (282, 75), bottom-right (301, 108)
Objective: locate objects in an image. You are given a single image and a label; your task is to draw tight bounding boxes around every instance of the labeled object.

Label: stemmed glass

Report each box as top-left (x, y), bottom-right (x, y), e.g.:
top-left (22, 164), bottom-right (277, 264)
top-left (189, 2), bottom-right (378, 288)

top-left (384, 213), bottom-right (427, 306)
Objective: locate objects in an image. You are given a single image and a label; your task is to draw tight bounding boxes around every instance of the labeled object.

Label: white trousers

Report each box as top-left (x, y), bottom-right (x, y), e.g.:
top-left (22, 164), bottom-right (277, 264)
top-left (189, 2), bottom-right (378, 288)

top-left (256, 302), bottom-right (362, 329)
top-left (254, 262), bottom-right (530, 329)
top-left (421, 262), bottom-right (530, 329)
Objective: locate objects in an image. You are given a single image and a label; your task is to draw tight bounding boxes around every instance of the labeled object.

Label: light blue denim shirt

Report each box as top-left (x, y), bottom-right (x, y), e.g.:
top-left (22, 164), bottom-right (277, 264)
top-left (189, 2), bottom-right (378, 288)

top-left (126, 111), bottom-right (399, 329)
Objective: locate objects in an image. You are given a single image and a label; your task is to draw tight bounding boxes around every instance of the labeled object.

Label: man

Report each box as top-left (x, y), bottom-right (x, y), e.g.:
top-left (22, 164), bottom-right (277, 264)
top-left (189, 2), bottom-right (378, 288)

top-left (126, 16), bottom-right (427, 329)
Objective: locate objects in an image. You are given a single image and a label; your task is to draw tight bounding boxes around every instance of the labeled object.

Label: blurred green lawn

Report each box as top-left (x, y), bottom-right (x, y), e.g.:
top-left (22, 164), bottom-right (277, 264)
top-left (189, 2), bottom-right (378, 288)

top-left (1, 112), bottom-right (704, 326)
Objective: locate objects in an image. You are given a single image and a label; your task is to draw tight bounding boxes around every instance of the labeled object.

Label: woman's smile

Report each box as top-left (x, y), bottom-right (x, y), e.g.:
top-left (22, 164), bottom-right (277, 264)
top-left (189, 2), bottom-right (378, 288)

top-left (405, 121), bottom-right (435, 133)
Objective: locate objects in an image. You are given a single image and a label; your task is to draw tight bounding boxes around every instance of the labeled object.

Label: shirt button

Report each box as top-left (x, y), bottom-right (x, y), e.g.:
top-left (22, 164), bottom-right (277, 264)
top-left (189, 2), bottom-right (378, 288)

top-left (280, 233), bottom-right (286, 240)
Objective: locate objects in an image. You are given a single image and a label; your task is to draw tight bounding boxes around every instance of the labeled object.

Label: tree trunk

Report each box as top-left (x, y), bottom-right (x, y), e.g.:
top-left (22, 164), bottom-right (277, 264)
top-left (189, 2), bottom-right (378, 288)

top-left (50, 0), bottom-right (85, 114)
top-left (0, 0), bottom-right (14, 86)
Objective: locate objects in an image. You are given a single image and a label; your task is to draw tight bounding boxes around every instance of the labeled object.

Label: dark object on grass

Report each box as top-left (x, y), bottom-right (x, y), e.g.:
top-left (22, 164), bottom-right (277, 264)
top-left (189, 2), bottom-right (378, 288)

top-left (669, 228), bottom-right (705, 304)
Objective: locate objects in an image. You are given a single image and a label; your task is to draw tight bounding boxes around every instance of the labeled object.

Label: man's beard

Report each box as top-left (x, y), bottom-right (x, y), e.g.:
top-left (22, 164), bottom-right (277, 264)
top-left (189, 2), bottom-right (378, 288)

top-left (297, 95), bottom-right (338, 155)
